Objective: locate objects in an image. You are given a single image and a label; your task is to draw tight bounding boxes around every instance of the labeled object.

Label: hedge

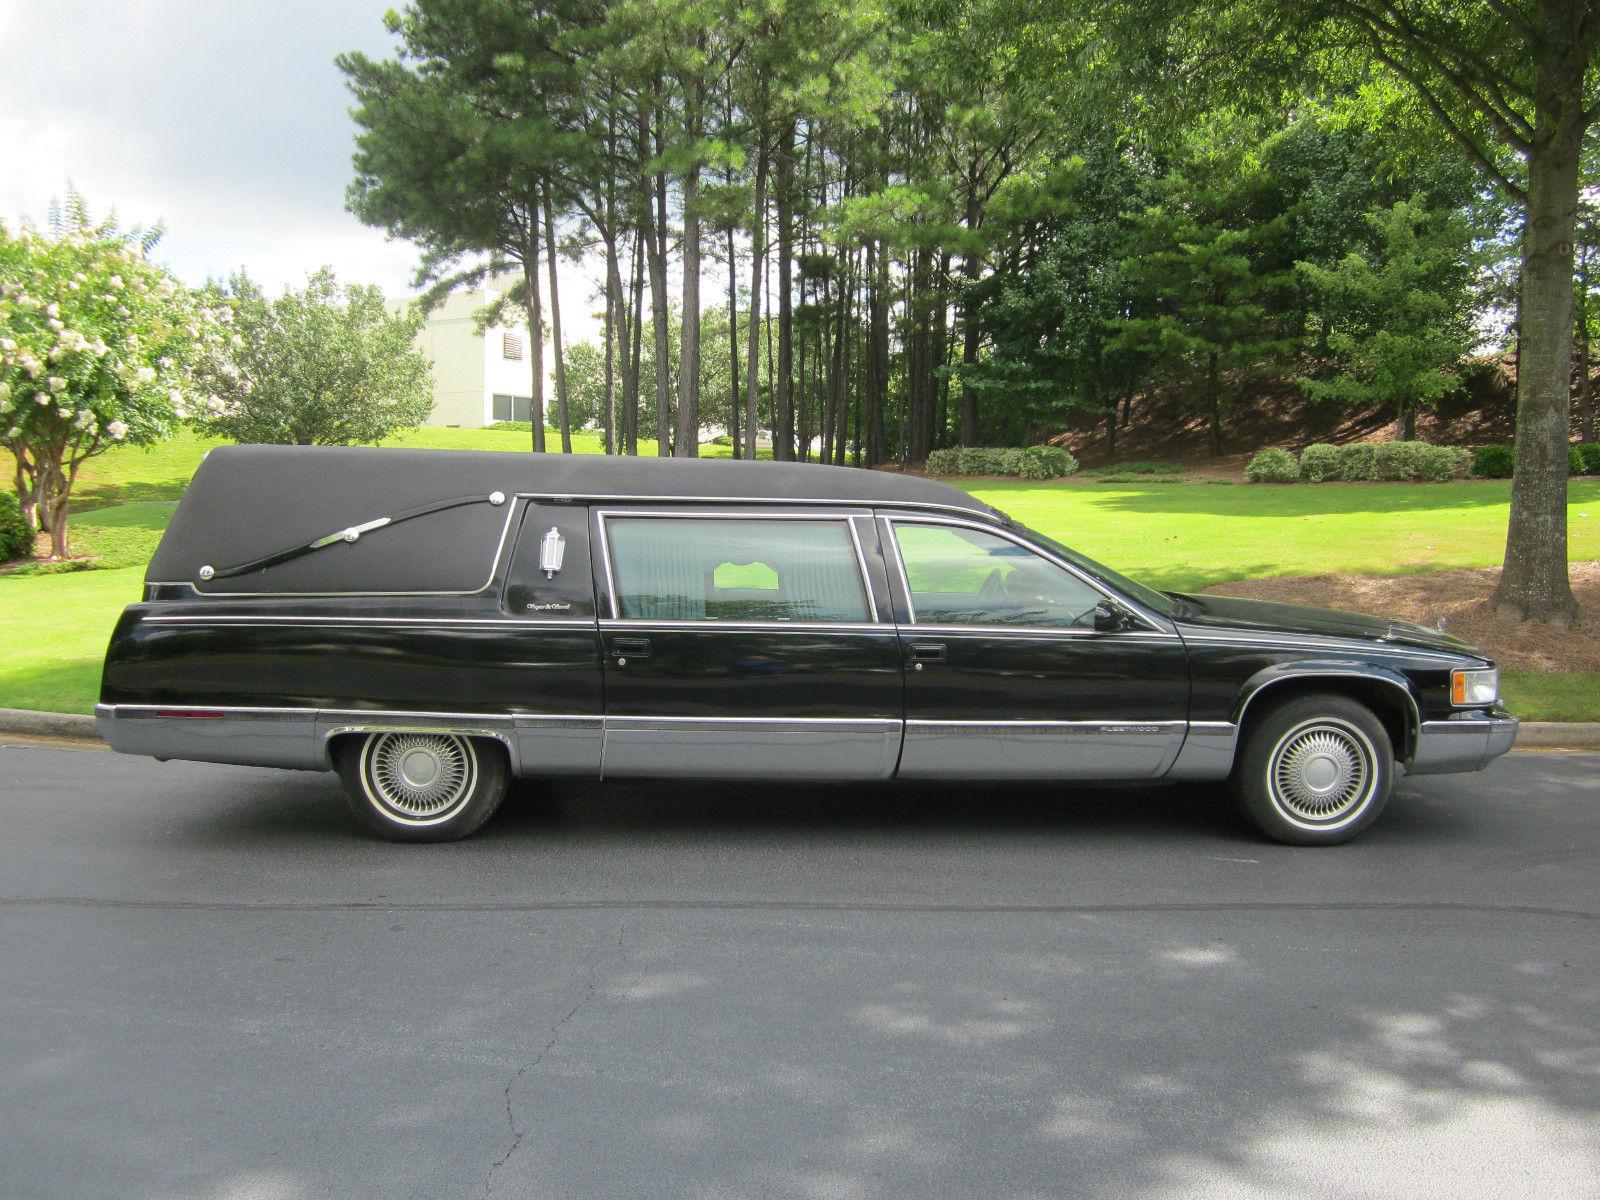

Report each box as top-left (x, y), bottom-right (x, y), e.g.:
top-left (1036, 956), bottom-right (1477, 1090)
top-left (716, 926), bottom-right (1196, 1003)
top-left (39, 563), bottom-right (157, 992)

top-left (925, 446), bottom-right (1079, 480)
top-left (1473, 444), bottom-right (1515, 478)
top-left (1570, 443), bottom-right (1600, 475)
top-left (1298, 443), bottom-right (1341, 482)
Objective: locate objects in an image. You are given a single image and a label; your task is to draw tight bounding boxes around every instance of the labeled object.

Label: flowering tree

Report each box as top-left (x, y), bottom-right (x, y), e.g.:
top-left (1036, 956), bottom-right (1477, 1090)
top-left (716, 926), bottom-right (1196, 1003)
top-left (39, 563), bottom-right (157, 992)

top-left (0, 194), bottom-right (219, 558)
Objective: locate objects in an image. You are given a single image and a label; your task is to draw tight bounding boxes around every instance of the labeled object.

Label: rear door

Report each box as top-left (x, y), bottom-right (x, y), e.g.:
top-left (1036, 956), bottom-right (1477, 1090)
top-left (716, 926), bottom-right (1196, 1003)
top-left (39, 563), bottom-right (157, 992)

top-left (883, 514), bottom-right (1190, 779)
top-left (594, 506), bottom-right (903, 779)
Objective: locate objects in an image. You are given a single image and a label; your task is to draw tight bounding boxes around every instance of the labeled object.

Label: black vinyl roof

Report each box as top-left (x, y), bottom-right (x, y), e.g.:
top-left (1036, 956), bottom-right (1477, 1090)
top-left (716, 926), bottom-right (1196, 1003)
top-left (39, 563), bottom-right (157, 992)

top-left (147, 444), bottom-right (997, 595)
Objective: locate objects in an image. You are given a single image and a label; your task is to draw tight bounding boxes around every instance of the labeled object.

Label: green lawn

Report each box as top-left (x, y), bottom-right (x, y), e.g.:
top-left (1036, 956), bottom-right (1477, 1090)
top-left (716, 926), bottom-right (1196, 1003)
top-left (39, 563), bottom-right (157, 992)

top-left (5, 431), bottom-right (1598, 719)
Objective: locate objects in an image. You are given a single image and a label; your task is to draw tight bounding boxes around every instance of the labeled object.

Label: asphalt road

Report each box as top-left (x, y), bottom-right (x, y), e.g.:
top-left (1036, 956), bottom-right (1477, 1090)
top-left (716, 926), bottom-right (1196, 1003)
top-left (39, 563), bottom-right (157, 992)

top-left (1, 742), bottom-right (1597, 1200)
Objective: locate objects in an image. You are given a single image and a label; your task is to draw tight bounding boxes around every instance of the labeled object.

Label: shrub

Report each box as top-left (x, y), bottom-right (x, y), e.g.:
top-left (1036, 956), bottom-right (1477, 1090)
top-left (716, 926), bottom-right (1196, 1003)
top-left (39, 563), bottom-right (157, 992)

top-left (1081, 460), bottom-right (1181, 476)
top-left (1334, 443), bottom-right (1378, 481)
top-left (1018, 445), bottom-right (1078, 480)
top-left (1298, 443), bottom-right (1342, 482)
top-left (1569, 443), bottom-right (1600, 475)
top-left (1246, 448), bottom-right (1299, 483)
top-left (956, 447), bottom-right (1025, 475)
top-left (710, 434), bottom-right (734, 446)
top-left (0, 493), bottom-right (30, 562)
top-left (1374, 440), bottom-right (1426, 481)
top-left (1473, 444), bottom-right (1516, 478)
top-left (1415, 443), bottom-right (1466, 482)
top-left (924, 448), bottom-right (962, 476)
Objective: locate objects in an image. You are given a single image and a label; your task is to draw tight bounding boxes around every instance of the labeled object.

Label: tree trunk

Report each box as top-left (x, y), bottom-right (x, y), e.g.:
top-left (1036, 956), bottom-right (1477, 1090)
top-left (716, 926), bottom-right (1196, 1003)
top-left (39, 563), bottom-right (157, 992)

top-left (1398, 402), bottom-right (1416, 443)
top-left (1206, 351), bottom-right (1222, 457)
top-left (544, 185), bottom-right (572, 454)
top-left (676, 159), bottom-right (702, 458)
top-left (774, 120), bottom-right (796, 461)
top-left (746, 134), bottom-right (768, 462)
top-left (727, 224), bottom-right (742, 459)
top-left (625, 229), bottom-right (644, 455)
top-left (1495, 102), bottom-right (1583, 623)
top-left (866, 240), bottom-right (889, 466)
top-left (958, 179), bottom-right (982, 446)
top-left (646, 157), bottom-right (672, 457)
top-left (522, 226), bottom-right (545, 453)
top-left (1577, 261), bottom-right (1596, 443)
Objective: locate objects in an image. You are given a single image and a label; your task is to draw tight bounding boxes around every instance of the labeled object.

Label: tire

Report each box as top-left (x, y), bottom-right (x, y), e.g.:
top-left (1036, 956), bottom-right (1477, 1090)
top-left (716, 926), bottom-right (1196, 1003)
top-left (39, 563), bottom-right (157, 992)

top-left (335, 732), bottom-right (509, 842)
top-left (1233, 692), bottom-right (1393, 846)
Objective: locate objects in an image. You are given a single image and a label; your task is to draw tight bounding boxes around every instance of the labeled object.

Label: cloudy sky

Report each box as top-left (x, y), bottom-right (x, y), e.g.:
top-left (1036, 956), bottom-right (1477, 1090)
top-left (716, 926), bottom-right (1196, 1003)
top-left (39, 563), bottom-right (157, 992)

top-left (0, 0), bottom-right (605, 339)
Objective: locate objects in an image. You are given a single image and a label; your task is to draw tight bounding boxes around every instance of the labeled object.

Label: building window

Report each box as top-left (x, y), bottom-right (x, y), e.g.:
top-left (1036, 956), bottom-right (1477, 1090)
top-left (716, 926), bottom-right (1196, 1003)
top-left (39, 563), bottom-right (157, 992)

top-left (492, 394), bottom-right (533, 423)
top-left (502, 331), bottom-right (523, 361)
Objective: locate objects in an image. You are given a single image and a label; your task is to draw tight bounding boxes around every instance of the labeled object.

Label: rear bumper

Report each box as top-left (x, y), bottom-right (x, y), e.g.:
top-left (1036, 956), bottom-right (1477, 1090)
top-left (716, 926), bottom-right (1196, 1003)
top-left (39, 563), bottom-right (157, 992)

top-left (1407, 711), bottom-right (1519, 775)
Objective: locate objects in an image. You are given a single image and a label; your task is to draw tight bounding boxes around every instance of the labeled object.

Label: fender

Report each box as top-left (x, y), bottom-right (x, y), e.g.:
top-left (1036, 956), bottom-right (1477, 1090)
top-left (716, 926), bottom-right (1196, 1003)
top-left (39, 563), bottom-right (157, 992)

top-left (1233, 661), bottom-right (1422, 762)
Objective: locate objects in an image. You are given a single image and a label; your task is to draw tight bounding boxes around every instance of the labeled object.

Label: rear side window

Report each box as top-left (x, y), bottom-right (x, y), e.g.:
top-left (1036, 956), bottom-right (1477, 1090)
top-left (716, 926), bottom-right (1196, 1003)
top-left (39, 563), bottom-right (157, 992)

top-left (604, 516), bottom-right (872, 623)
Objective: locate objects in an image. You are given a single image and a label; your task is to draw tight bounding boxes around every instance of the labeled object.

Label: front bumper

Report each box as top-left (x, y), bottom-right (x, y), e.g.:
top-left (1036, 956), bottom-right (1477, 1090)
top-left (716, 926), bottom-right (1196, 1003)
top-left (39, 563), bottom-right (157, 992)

top-left (1407, 711), bottom-right (1519, 775)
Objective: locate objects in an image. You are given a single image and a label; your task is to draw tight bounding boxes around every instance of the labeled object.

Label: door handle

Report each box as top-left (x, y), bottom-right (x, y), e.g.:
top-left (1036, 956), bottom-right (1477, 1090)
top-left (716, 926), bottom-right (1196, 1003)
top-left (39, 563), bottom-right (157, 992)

top-left (610, 637), bottom-right (651, 660)
top-left (908, 641), bottom-right (946, 663)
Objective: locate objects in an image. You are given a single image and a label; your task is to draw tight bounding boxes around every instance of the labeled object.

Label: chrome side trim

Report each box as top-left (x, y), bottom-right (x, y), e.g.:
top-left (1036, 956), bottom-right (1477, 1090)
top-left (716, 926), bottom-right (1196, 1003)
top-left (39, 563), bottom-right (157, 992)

top-left (897, 719), bottom-right (1186, 781)
top-left (597, 619), bottom-right (895, 634)
top-left (95, 703), bottom-right (322, 771)
top-left (595, 507), bottom-right (880, 626)
top-left (901, 623), bottom-right (1181, 641)
top-left (1164, 721), bottom-right (1239, 781)
top-left (141, 615), bottom-right (599, 628)
top-left (600, 715), bottom-right (901, 780)
top-left (522, 491), bottom-right (992, 521)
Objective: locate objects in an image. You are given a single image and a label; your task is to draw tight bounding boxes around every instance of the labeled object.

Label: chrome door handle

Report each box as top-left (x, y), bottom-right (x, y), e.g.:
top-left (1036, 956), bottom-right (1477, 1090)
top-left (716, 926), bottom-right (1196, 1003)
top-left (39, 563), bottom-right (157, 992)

top-left (610, 637), bottom-right (651, 659)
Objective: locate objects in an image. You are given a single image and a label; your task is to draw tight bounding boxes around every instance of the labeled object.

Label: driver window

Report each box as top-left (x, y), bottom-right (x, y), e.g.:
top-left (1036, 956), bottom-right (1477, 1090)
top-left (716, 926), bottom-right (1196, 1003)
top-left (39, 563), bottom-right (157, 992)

top-left (893, 522), bottom-right (1104, 628)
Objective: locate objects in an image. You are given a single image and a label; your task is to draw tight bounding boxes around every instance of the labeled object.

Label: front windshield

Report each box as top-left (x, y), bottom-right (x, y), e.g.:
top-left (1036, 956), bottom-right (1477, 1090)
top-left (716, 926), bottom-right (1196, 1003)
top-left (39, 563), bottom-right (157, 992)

top-left (999, 516), bottom-right (1179, 618)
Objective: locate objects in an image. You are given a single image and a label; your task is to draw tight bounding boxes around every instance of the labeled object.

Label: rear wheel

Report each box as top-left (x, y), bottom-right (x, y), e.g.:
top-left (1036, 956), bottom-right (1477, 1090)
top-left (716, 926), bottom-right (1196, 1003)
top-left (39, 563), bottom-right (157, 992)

top-left (1233, 693), bottom-right (1393, 846)
top-left (335, 732), bottom-right (508, 842)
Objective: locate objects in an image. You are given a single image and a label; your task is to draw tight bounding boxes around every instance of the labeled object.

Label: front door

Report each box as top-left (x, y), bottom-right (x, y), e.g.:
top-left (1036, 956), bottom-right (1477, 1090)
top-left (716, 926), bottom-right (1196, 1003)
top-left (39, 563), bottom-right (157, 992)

top-left (595, 506), bottom-right (903, 779)
top-left (883, 515), bottom-right (1190, 779)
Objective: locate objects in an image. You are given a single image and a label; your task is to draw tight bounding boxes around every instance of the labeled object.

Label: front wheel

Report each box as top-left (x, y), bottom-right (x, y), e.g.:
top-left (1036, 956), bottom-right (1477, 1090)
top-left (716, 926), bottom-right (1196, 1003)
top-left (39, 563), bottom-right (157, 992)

top-left (1233, 693), bottom-right (1393, 846)
top-left (335, 732), bottom-right (508, 842)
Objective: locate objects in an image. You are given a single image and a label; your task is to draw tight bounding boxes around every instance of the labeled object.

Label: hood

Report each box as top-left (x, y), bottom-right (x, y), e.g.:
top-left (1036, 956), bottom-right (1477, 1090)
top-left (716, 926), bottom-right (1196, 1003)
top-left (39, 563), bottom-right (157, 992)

top-left (1173, 592), bottom-right (1485, 658)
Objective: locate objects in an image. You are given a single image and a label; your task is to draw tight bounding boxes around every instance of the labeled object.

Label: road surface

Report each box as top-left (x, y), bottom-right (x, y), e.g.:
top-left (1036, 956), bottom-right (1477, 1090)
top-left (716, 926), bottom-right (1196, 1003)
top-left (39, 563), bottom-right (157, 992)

top-left (2, 741), bottom-right (1597, 1199)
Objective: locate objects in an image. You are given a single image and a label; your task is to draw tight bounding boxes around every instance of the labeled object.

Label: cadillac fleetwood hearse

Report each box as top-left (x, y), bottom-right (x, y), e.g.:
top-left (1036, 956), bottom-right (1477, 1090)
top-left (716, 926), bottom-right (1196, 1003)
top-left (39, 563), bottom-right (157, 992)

top-left (98, 445), bottom-right (1518, 844)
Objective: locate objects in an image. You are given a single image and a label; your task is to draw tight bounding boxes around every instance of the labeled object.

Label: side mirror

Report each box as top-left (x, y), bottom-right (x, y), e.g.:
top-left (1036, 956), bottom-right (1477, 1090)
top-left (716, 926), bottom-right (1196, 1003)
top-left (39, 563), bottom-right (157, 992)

top-left (1092, 599), bottom-right (1131, 632)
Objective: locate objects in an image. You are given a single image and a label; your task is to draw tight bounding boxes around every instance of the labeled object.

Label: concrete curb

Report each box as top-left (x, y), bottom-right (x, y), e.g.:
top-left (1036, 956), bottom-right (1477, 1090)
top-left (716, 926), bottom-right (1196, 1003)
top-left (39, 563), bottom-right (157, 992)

top-left (2, 707), bottom-right (1598, 751)
top-left (0, 707), bottom-right (99, 741)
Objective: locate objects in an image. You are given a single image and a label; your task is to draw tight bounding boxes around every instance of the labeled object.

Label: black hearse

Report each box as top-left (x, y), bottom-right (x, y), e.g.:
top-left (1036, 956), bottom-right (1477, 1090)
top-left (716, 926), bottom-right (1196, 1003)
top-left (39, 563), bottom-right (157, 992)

top-left (98, 445), bottom-right (1517, 844)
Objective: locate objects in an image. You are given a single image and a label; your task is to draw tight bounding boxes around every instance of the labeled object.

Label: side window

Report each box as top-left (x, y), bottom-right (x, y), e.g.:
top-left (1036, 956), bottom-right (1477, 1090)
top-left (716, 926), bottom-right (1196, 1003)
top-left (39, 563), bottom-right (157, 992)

top-left (892, 522), bottom-right (1104, 628)
top-left (606, 516), bottom-right (872, 623)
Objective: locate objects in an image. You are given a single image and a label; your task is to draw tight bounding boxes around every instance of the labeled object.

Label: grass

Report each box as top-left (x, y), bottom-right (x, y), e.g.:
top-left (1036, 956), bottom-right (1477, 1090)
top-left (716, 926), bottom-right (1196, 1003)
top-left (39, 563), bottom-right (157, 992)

top-left (5, 430), bottom-right (1599, 719)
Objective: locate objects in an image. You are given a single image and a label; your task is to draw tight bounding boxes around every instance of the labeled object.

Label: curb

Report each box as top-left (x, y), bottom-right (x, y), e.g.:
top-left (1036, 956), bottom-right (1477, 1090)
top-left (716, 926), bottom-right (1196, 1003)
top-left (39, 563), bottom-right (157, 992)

top-left (2, 708), bottom-right (1598, 752)
top-left (0, 707), bottom-right (99, 741)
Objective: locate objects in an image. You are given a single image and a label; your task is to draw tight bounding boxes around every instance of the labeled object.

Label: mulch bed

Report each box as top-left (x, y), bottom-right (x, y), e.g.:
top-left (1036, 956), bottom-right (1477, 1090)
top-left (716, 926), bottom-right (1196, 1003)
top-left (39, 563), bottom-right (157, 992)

top-left (1202, 561), bottom-right (1600, 673)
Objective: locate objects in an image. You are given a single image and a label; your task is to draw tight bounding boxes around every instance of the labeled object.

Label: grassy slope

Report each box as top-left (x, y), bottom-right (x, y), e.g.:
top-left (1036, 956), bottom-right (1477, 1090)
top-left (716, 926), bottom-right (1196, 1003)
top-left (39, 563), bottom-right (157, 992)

top-left (5, 431), bottom-right (1597, 718)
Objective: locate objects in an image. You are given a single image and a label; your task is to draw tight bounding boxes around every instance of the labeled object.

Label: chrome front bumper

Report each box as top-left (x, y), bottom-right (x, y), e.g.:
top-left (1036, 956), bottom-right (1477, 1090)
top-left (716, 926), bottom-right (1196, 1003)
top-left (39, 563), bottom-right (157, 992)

top-left (1407, 712), bottom-right (1519, 775)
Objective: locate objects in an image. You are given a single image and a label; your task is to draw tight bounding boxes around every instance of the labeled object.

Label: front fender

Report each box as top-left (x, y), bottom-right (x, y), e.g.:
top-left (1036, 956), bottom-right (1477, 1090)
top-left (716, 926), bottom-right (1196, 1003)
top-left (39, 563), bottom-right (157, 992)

top-left (1232, 661), bottom-right (1422, 763)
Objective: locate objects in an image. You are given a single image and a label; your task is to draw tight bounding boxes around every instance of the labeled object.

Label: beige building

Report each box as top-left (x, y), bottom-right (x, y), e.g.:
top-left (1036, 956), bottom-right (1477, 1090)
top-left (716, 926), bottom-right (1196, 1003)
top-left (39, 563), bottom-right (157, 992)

top-left (392, 280), bottom-right (536, 428)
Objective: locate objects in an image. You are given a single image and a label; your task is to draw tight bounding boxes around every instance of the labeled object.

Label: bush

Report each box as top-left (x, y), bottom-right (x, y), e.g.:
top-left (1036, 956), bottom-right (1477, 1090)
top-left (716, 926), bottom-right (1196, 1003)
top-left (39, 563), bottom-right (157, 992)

top-left (1416, 444), bottom-right (1469, 482)
top-left (1018, 445), bottom-right (1078, 480)
top-left (1374, 440), bottom-right (1425, 481)
top-left (1336, 443), bottom-right (1379, 481)
top-left (1081, 460), bottom-right (1181, 476)
top-left (1473, 444), bottom-right (1516, 478)
top-left (710, 434), bottom-right (734, 446)
top-left (956, 447), bottom-right (1025, 476)
top-left (1298, 443), bottom-right (1341, 483)
top-left (1570, 443), bottom-right (1600, 475)
top-left (0, 493), bottom-right (30, 562)
top-left (924, 448), bottom-right (961, 476)
top-left (1246, 448), bottom-right (1299, 483)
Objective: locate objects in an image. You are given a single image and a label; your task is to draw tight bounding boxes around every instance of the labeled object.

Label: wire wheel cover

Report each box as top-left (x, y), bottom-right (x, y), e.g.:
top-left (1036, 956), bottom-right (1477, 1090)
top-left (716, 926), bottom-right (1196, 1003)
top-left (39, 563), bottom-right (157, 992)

top-left (364, 733), bottom-right (475, 822)
top-left (1269, 721), bottom-right (1373, 823)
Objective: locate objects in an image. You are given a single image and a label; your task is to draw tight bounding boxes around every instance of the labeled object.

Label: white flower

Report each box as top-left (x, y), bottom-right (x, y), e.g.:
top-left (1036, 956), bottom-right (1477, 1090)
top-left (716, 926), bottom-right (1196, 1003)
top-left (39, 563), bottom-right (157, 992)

top-left (0, 338), bottom-right (13, 351)
top-left (169, 388), bottom-right (185, 407)
top-left (106, 420), bottom-right (128, 440)
top-left (67, 280), bottom-right (81, 291)
top-left (44, 302), bottom-right (59, 318)
top-left (34, 392), bottom-right (51, 405)
top-left (58, 407), bottom-right (75, 420)
top-left (135, 366), bottom-right (157, 384)
top-left (47, 376), bottom-right (67, 392)
top-left (109, 275), bottom-right (124, 289)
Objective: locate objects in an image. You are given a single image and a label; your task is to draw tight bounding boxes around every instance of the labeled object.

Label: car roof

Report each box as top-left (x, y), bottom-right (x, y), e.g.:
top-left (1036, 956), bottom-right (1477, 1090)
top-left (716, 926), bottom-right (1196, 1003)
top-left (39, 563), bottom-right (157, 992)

top-left (147, 444), bottom-right (1000, 594)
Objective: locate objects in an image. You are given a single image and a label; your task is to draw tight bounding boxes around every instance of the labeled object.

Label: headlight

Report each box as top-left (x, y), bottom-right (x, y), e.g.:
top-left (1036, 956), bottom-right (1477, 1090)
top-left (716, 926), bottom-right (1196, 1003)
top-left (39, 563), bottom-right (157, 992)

top-left (1451, 668), bottom-right (1499, 706)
